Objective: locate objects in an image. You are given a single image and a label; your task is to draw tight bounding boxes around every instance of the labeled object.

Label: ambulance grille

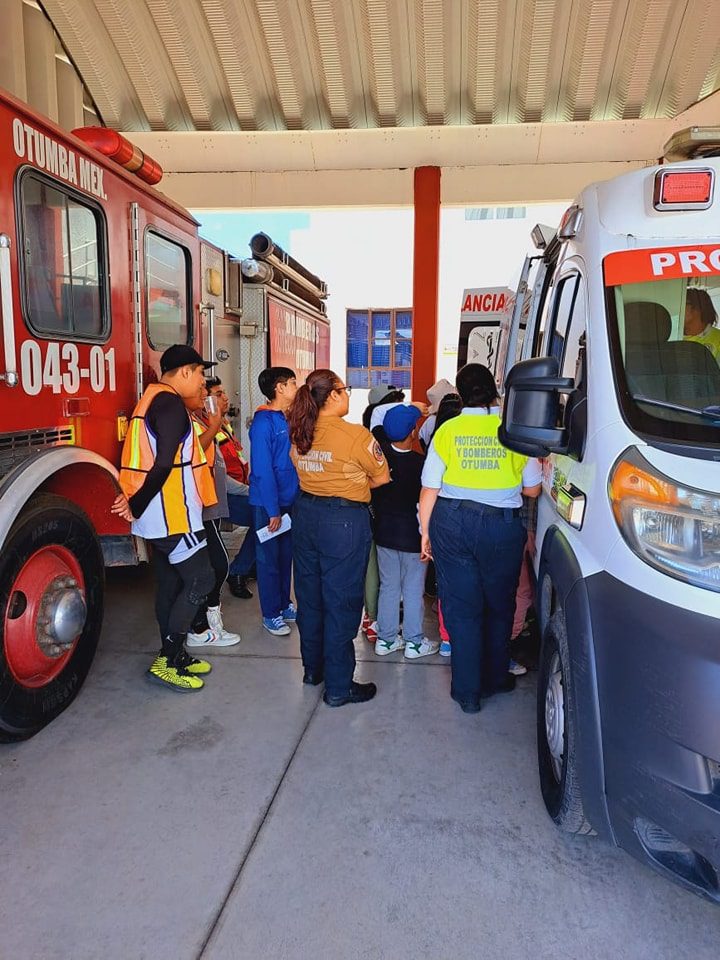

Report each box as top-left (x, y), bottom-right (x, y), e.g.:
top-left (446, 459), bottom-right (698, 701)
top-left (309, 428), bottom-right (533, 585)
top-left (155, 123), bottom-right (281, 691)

top-left (0, 427), bottom-right (75, 476)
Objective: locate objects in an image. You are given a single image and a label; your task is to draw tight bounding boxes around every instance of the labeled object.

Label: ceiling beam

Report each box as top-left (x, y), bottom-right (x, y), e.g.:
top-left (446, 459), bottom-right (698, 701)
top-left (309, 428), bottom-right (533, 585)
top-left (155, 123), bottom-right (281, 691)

top-left (157, 160), bottom-right (644, 209)
top-left (129, 89), bottom-right (720, 208)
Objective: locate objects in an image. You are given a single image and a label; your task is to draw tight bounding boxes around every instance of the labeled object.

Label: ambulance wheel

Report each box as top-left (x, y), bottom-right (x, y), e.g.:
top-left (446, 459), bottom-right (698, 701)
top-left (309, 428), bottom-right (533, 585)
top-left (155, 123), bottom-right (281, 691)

top-left (0, 494), bottom-right (104, 741)
top-left (537, 609), bottom-right (594, 835)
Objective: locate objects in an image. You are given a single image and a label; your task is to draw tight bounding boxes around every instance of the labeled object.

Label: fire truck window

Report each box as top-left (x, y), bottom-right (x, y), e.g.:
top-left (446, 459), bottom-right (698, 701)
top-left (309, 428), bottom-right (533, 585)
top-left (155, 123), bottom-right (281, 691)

top-left (145, 233), bottom-right (190, 351)
top-left (20, 175), bottom-right (106, 339)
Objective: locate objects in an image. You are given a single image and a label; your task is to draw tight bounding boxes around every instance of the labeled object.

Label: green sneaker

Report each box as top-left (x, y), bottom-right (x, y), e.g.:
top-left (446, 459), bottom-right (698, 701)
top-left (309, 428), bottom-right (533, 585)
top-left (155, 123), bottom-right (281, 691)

top-left (147, 655), bottom-right (204, 691)
top-left (178, 651), bottom-right (212, 675)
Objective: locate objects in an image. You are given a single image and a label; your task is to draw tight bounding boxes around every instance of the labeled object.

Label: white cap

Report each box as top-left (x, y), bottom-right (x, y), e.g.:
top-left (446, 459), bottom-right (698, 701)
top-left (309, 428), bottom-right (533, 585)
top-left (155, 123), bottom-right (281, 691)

top-left (426, 378), bottom-right (456, 414)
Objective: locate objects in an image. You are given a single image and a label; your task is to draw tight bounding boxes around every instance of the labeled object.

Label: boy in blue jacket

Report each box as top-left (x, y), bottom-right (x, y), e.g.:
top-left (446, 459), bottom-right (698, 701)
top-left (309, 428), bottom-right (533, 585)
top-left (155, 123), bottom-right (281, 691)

top-left (249, 367), bottom-right (300, 636)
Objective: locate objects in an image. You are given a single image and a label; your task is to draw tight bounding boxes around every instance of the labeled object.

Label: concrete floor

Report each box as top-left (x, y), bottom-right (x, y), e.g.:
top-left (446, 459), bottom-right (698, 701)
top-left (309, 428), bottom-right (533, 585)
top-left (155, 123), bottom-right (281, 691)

top-left (1, 564), bottom-right (719, 960)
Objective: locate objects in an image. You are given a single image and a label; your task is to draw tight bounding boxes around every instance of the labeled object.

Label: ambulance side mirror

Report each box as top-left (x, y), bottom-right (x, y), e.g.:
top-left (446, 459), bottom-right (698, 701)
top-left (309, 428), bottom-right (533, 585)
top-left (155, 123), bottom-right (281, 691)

top-left (499, 357), bottom-right (574, 457)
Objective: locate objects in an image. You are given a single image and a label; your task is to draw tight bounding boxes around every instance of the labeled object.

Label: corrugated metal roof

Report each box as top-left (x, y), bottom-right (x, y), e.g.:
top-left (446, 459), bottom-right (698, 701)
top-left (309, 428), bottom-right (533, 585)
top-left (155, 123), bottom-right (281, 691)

top-left (39, 0), bottom-right (720, 133)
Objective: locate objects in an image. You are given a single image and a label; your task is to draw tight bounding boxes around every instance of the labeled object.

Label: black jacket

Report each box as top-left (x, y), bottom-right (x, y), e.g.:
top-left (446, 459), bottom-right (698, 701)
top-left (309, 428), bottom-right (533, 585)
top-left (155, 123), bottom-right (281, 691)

top-left (371, 445), bottom-right (423, 553)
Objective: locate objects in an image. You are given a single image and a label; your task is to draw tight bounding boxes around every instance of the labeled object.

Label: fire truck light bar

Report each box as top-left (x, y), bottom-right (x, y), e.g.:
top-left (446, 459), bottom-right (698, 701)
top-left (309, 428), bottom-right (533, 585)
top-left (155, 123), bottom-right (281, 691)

top-left (653, 169), bottom-right (714, 210)
top-left (72, 127), bottom-right (163, 186)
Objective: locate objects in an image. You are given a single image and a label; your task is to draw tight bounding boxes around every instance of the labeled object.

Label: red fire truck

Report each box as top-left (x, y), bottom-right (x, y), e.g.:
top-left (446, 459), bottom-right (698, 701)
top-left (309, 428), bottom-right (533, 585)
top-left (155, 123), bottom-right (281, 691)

top-left (0, 88), bottom-right (329, 741)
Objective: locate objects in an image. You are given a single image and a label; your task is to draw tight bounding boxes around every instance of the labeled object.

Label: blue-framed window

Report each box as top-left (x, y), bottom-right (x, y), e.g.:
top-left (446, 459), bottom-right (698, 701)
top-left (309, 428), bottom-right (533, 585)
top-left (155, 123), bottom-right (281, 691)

top-left (346, 308), bottom-right (412, 389)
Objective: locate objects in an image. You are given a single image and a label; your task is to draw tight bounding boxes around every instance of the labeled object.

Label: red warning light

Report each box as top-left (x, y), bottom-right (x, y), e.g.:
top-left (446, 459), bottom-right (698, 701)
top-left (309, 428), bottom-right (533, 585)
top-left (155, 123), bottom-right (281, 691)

top-left (72, 127), bottom-right (163, 185)
top-left (654, 169), bottom-right (713, 210)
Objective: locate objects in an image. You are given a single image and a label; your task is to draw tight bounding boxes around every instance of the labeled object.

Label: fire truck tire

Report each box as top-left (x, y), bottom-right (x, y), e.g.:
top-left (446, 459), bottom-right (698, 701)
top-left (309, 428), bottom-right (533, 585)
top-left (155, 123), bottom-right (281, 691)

top-left (0, 494), bottom-right (104, 741)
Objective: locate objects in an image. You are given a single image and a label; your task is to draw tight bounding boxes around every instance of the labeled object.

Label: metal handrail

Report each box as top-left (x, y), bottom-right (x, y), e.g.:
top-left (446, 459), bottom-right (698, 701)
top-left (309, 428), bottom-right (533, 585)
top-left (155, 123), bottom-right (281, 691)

top-left (0, 235), bottom-right (18, 387)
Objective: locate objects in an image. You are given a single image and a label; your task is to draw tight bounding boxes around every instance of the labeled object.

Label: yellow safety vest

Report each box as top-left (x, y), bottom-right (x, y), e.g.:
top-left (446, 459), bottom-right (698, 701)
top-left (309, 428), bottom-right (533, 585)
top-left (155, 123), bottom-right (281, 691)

top-left (193, 417), bottom-right (216, 468)
top-left (215, 421), bottom-right (249, 482)
top-left (432, 412), bottom-right (527, 490)
top-left (685, 325), bottom-right (720, 363)
top-left (119, 383), bottom-right (217, 536)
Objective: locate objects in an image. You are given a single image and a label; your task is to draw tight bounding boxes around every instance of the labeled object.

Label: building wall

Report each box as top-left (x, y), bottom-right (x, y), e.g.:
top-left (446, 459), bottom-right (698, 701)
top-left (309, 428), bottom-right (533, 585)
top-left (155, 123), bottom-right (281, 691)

top-left (288, 202), bottom-right (568, 418)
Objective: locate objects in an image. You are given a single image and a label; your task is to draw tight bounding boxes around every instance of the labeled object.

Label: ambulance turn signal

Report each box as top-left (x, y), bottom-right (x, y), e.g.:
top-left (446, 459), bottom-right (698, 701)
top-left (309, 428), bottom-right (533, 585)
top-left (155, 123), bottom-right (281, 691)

top-left (609, 448), bottom-right (720, 594)
top-left (653, 169), bottom-right (713, 211)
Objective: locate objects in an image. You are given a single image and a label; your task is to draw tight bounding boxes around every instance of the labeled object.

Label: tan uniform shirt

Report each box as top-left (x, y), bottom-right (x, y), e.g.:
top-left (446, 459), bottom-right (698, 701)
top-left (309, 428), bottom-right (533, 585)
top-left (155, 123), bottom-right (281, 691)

top-left (292, 416), bottom-right (387, 503)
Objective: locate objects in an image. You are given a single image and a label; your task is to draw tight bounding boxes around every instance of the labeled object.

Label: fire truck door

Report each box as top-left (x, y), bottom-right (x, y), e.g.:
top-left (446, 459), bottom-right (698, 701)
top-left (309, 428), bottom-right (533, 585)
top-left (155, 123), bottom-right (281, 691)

top-left (132, 203), bottom-right (201, 389)
top-left (8, 169), bottom-right (131, 465)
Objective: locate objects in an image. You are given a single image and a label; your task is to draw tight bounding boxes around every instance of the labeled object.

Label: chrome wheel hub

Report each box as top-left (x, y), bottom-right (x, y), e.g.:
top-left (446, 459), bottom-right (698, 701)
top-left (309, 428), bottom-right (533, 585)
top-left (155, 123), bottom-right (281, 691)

top-left (37, 576), bottom-right (87, 657)
top-left (545, 651), bottom-right (565, 783)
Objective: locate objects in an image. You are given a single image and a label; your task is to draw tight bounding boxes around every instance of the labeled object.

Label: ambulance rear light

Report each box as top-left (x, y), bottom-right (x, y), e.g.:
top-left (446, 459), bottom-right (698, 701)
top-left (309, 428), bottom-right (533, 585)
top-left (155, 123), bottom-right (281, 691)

top-left (558, 205), bottom-right (582, 240)
top-left (653, 169), bottom-right (713, 211)
top-left (71, 127), bottom-right (163, 185)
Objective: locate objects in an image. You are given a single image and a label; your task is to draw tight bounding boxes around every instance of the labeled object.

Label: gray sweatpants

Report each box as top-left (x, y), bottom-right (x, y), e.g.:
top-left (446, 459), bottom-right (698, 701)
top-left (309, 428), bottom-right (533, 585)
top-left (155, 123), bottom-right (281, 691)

top-left (376, 546), bottom-right (426, 644)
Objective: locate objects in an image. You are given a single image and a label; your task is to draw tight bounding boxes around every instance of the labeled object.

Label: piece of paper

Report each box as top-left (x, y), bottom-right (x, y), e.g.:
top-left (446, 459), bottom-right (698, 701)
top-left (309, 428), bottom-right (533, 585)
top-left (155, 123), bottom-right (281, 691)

top-left (256, 513), bottom-right (292, 543)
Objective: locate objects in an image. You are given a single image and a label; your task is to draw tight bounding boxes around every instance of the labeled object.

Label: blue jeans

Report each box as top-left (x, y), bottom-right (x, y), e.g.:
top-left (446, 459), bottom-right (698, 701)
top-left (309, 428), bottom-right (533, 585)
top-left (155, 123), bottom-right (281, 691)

top-left (376, 546), bottom-right (425, 644)
top-left (292, 494), bottom-right (371, 697)
top-left (430, 497), bottom-right (525, 703)
top-left (227, 493), bottom-right (256, 576)
top-left (252, 504), bottom-right (293, 619)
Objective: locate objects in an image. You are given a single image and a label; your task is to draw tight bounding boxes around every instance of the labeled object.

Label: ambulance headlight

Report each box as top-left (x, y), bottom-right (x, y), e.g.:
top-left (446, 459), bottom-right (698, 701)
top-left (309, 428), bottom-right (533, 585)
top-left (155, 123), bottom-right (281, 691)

top-left (609, 448), bottom-right (720, 593)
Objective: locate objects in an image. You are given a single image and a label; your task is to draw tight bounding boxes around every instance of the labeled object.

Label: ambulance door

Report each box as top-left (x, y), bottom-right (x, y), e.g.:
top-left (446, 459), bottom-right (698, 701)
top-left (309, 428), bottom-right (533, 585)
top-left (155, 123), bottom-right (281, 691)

top-left (534, 269), bottom-right (589, 558)
top-left (501, 255), bottom-right (545, 383)
top-left (132, 202), bottom-right (201, 390)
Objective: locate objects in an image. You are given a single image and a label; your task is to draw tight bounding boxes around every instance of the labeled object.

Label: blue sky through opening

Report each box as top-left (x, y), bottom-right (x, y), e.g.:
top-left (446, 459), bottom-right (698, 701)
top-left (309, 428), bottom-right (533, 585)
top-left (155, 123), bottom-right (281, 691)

top-left (191, 211), bottom-right (311, 259)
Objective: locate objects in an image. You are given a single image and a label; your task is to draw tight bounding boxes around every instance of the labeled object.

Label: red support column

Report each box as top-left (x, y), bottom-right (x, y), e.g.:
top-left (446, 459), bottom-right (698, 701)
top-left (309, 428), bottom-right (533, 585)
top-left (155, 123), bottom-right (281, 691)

top-left (411, 166), bottom-right (441, 400)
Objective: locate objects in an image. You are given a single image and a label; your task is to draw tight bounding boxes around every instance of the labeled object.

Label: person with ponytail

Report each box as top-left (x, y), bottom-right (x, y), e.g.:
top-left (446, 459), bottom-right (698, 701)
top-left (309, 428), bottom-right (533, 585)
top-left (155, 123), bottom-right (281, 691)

top-left (418, 363), bottom-right (542, 714)
top-left (288, 369), bottom-right (390, 707)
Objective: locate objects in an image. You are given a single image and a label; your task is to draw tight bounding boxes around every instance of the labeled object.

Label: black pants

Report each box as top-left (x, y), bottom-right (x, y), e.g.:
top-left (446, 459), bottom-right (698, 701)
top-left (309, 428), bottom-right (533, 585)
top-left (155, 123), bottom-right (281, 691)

top-left (152, 538), bottom-right (215, 657)
top-left (191, 520), bottom-right (230, 633)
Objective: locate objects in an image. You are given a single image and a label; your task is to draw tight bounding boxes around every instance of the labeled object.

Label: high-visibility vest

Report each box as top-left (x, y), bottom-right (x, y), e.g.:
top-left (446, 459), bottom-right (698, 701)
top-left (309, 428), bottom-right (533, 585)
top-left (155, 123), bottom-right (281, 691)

top-left (432, 412), bottom-right (528, 491)
top-left (685, 325), bottom-right (720, 362)
top-left (216, 421), bottom-right (249, 483)
top-left (193, 417), bottom-right (216, 468)
top-left (119, 383), bottom-right (217, 536)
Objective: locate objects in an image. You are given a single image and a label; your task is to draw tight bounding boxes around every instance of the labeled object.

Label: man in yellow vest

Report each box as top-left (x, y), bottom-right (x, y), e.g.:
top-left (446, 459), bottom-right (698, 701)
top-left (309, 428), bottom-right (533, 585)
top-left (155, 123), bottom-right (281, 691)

top-left (112, 345), bottom-right (219, 692)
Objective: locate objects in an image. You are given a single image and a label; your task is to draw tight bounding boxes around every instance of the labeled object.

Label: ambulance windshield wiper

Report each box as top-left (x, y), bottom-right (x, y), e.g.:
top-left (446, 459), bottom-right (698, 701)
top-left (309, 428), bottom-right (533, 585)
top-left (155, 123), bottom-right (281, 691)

top-left (630, 394), bottom-right (720, 424)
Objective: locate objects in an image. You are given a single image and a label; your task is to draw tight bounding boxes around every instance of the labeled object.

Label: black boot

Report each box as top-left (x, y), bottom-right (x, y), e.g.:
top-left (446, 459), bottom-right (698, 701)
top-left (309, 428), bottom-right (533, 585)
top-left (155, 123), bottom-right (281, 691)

top-left (227, 575), bottom-right (253, 599)
top-left (323, 681), bottom-right (377, 707)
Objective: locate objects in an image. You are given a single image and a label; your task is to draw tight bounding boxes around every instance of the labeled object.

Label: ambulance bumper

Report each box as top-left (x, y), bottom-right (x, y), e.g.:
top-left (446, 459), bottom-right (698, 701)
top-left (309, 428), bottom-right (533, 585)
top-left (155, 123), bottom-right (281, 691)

top-left (585, 571), bottom-right (720, 901)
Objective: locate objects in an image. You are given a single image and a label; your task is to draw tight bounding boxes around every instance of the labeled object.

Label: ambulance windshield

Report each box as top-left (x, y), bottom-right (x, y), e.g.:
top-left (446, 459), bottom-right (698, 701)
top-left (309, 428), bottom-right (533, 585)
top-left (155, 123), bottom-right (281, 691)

top-left (607, 276), bottom-right (720, 446)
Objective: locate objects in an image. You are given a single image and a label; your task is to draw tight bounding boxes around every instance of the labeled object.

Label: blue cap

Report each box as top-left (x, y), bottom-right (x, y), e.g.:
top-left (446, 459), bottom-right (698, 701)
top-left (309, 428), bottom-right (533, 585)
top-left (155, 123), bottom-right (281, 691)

top-left (383, 404), bottom-right (422, 441)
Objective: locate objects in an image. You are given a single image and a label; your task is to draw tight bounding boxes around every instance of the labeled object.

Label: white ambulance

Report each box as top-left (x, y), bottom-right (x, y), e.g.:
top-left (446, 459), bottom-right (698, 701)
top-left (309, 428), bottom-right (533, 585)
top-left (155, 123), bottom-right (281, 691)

top-left (499, 159), bottom-right (720, 900)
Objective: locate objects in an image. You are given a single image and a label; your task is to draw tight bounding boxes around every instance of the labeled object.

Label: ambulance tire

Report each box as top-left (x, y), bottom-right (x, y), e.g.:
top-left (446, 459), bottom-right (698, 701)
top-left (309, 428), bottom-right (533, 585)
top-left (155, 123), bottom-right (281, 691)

top-left (537, 609), bottom-right (594, 836)
top-left (0, 494), bottom-right (104, 742)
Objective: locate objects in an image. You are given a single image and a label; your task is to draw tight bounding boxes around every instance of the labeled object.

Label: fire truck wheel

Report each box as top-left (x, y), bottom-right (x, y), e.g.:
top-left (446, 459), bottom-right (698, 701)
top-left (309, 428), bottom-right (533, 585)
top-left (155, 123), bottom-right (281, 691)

top-left (537, 609), bottom-right (595, 836)
top-left (0, 494), bottom-right (104, 741)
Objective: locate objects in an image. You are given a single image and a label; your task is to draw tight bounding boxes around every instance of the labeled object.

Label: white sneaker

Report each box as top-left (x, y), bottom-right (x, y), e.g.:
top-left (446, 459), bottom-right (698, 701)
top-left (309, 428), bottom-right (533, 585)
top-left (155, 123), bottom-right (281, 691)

top-left (404, 637), bottom-right (440, 659)
top-left (508, 659), bottom-right (527, 676)
top-left (206, 606), bottom-right (241, 646)
top-left (375, 634), bottom-right (405, 656)
top-left (186, 627), bottom-right (237, 648)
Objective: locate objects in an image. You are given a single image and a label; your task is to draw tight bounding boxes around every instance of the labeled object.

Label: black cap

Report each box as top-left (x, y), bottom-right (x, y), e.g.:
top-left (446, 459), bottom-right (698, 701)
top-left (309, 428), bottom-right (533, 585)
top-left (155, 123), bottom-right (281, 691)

top-left (160, 345), bottom-right (216, 374)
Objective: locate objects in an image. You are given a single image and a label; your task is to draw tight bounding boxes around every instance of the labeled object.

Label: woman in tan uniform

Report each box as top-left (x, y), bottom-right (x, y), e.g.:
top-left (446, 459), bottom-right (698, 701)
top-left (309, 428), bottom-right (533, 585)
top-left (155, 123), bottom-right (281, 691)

top-left (288, 369), bottom-right (390, 707)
